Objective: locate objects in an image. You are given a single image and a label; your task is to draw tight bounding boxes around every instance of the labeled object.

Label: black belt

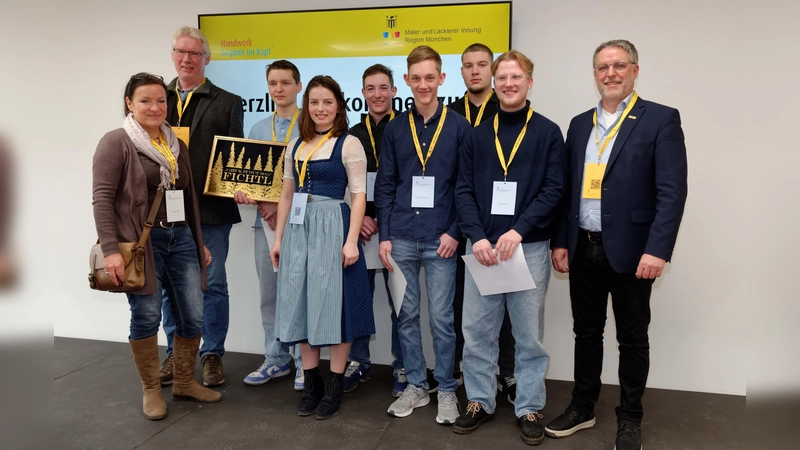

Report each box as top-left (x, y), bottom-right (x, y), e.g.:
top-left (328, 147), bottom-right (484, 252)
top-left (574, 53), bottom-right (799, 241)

top-left (156, 221), bottom-right (187, 229)
top-left (580, 228), bottom-right (602, 244)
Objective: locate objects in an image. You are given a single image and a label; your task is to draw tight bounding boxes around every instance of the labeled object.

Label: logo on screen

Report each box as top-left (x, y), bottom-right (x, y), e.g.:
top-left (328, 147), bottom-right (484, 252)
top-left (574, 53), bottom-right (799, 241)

top-left (383, 32), bottom-right (389, 39)
top-left (387, 15), bottom-right (397, 28)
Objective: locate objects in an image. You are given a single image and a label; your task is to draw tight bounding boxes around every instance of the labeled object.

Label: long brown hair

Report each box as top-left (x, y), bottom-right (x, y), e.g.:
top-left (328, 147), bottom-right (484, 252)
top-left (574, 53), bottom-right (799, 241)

top-left (298, 75), bottom-right (349, 142)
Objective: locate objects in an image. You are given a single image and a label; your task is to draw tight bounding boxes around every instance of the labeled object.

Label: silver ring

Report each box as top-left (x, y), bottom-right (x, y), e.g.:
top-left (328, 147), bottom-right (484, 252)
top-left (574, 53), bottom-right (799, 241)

top-left (104, 271), bottom-right (110, 274)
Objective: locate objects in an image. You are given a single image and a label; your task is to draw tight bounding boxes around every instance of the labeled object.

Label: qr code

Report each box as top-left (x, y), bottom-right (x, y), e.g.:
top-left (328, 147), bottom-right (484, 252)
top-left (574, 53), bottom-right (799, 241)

top-left (293, 206), bottom-right (302, 216)
top-left (590, 179), bottom-right (601, 189)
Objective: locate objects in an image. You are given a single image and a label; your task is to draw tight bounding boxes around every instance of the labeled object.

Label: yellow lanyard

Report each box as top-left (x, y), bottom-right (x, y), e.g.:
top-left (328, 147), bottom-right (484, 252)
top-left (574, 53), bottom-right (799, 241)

top-left (464, 90), bottom-right (493, 126)
top-left (272, 108), bottom-right (299, 143)
top-left (493, 107), bottom-right (534, 181)
top-left (294, 132), bottom-right (332, 189)
top-left (366, 110), bottom-right (395, 168)
top-left (150, 134), bottom-right (177, 185)
top-left (592, 91), bottom-right (638, 163)
top-left (409, 107), bottom-right (447, 176)
top-left (174, 78), bottom-right (207, 123)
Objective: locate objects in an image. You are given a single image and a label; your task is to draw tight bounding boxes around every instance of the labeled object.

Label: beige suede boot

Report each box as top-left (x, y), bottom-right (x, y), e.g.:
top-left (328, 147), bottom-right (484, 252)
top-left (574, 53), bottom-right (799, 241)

top-left (171, 334), bottom-right (222, 403)
top-left (129, 335), bottom-right (168, 420)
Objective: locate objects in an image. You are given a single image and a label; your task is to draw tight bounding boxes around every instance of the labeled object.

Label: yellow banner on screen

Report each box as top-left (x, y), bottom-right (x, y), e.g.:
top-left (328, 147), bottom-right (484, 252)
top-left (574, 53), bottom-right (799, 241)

top-left (199, 3), bottom-right (511, 60)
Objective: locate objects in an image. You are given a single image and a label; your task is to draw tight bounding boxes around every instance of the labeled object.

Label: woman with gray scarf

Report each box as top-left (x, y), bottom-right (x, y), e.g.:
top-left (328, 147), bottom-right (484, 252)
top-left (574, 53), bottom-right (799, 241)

top-left (92, 73), bottom-right (220, 420)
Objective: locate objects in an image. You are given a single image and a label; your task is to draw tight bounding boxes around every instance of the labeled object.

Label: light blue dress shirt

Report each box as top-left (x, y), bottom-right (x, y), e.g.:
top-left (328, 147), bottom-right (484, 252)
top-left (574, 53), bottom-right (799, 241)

top-left (578, 92), bottom-right (635, 232)
top-left (248, 111), bottom-right (301, 228)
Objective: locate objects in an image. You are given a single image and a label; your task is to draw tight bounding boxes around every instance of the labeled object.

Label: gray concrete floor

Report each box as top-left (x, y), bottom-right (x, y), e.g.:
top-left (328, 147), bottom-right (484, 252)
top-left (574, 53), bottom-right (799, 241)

top-left (55, 337), bottom-right (745, 449)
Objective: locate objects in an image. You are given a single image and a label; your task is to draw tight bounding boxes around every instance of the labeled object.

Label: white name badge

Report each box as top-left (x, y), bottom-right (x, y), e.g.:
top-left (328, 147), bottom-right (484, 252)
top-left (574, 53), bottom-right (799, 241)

top-left (289, 193), bottom-right (309, 225)
top-left (367, 172), bottom-right (377, 202)
top-left (491, 181), bottom-right (517, 216)
top-left (411, 176), bottom-right (435, 208)
top-left (165, 190), bottom-right (186, 222)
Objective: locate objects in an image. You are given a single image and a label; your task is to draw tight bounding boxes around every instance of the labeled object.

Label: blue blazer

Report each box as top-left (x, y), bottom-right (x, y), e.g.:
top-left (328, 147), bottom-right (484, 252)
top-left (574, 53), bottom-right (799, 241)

top-left (552, 97), bottom-right (688, 274)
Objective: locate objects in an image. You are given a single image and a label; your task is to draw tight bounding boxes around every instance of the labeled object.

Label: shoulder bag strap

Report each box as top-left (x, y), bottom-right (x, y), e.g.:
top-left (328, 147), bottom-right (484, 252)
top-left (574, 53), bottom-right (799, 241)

top-left (137, 189), bottom-right (164, 249)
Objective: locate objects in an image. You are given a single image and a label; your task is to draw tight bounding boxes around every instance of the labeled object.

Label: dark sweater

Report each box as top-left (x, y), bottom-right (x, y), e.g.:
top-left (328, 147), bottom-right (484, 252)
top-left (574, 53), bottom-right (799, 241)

top-left (447, 89), bottom-right (500, 127)
top-left (455, 101), bottom-right (566, 244)
top-left (349, 112), bottom-right (396, 218)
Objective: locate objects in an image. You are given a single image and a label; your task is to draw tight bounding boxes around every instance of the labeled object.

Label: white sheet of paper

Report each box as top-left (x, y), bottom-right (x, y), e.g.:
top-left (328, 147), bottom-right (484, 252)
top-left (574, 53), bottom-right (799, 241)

top-left (462, 246), bottom-right (536, 296)
top-left (366, 172), bottom-right (377, 202)
top-left (386, 253), bottom-right (406, 314)
top-left (261, 219), bottom-right (278, 272)
top-left (289, 193), bottom-right (308, 224)
top-left (491, 181), bottom-right (517, 216)
top-left (165, 190), bottom-right (185, 222)
top-left (362, 237), bottom-right (382, 270)
top-left (411, 176), bottom-right (435, 208)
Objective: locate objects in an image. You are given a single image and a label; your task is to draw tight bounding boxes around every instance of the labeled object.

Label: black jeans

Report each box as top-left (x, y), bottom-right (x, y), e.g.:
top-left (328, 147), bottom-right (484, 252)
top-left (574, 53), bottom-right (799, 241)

top-left (568, 231), bottom-right (653, 424)
top-left (455, 237), bottom-right (516, 378)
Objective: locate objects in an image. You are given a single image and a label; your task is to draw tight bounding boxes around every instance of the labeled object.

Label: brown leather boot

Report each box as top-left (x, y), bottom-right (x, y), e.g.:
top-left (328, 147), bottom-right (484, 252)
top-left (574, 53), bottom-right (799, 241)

top-left (129, 335), bottom-right (167, 420)
top-left (171, 334), bottom-right (222, 403)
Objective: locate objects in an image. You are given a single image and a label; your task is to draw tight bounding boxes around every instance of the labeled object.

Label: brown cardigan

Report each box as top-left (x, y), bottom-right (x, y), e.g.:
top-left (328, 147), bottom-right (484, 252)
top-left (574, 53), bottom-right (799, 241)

top-left (92, 128), bottom-right (207, 295)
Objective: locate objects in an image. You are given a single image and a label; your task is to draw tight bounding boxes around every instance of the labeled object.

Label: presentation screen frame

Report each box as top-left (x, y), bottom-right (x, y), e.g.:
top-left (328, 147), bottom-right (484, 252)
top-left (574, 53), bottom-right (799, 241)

top-left (198, 2), bottom-right (512, 133)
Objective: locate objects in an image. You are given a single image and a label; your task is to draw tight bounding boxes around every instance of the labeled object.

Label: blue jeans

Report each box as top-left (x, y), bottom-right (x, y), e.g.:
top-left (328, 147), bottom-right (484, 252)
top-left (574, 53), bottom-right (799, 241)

top-left (127, 226), bottom-right (203, 340)
top-left (391, 238), bottom-right (458, 392)
top-left (163, 223), bottom-right (231, 356)
top-left (254, 228), bottom-right (301, 368)
top-left (348, 268), bottom-right (403, 371)
top-left (462, 240), bottom-right (551, 417)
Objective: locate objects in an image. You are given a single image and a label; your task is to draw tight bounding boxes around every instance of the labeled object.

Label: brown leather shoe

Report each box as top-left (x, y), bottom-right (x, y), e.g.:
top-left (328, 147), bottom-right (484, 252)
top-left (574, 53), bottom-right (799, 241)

top-left (171, 334), bottom-right (222, 403)
top-left (201, 353), bottom-right (225, 386)
top-left (129, 335), bottom-right (167, 420)
top-left (159, 354), bottom-right (173, 386)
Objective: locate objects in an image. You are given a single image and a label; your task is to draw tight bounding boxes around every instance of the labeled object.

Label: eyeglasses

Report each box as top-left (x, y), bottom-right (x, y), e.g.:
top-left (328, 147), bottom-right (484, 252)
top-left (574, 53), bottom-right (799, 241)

top-left (594, 61), bottom-right (632, 74)
top-left (173, 48), bottom-right (206, 59)
top-left (495, 73), bottom-right (530, 85)
top-left (129, 72), bottom-right (163, 81)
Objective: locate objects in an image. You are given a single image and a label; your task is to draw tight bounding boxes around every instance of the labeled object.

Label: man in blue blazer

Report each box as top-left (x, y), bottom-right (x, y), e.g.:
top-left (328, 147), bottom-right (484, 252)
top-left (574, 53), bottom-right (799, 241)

top-left (545, 40), bottom-right (687, 450)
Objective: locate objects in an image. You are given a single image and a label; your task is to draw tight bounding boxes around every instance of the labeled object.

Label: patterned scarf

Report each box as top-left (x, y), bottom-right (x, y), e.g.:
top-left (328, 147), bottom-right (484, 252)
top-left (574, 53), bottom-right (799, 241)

top-left (122, 113), bottom-right (181, 190)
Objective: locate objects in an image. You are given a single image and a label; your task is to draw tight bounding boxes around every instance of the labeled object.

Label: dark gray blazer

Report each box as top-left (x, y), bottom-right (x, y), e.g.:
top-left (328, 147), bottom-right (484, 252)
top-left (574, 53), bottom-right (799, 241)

top-left (167, 78), bottom-right (244, 225)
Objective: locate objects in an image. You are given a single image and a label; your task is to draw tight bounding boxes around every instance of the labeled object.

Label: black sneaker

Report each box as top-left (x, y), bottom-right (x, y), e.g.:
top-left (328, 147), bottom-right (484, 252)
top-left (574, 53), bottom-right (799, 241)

top-left (498, 376), bottom-right (516, 404)
top-left (453, 401), bottom-right (494, 434)
top-left (614, 423), bottom-right (642, 450)
top-left (544, 408), bottom-right (596, 438)
top-left (519, 413), bottom-right (545, 445)
top-left (426, 368), bottom-right (439, 393)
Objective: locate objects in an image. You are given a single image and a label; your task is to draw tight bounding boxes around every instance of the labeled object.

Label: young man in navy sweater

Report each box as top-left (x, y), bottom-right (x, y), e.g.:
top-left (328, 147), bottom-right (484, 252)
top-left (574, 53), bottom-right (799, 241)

top-left (452, 50), bottom-right (565, 445)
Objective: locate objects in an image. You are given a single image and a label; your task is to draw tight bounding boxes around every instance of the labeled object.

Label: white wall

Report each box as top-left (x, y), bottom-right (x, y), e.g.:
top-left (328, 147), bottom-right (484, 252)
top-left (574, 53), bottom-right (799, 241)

top-left (8, 0), bottom-right (798, 397)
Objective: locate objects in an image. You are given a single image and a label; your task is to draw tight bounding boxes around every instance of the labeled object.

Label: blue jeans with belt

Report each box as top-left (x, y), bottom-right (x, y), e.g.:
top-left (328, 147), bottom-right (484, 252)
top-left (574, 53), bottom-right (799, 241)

top-left (162, 223), bottom-right (231, 356)
top-left (127, 226), bottom-right (203, 340)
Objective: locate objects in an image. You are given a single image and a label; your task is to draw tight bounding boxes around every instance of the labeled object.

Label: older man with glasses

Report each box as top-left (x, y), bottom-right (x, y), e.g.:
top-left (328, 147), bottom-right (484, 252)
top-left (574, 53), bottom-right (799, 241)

top-left (545, 39), bottom-right (688, 450)
top-left (158, 26), bottom-right (244, 389)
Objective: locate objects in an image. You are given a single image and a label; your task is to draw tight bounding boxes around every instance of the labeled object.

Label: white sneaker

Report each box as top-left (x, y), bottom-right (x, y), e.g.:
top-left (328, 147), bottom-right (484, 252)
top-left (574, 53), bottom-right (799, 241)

top-left (436, 391), bottom-right (459, 425)
top-left (387, 385), bottom-right (430, 417)
top-left (294, 369), bottom-right (304, 391)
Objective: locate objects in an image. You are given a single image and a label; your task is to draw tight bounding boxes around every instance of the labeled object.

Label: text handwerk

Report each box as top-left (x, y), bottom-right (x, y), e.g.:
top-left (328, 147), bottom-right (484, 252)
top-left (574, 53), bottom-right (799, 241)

top-left (220, 38), bottom-right (252, 47)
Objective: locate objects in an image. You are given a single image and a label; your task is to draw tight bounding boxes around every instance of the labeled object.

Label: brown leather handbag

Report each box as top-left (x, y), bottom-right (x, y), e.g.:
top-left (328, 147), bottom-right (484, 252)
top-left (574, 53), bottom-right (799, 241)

top-left (88, 190), bottom-right (163, 292)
